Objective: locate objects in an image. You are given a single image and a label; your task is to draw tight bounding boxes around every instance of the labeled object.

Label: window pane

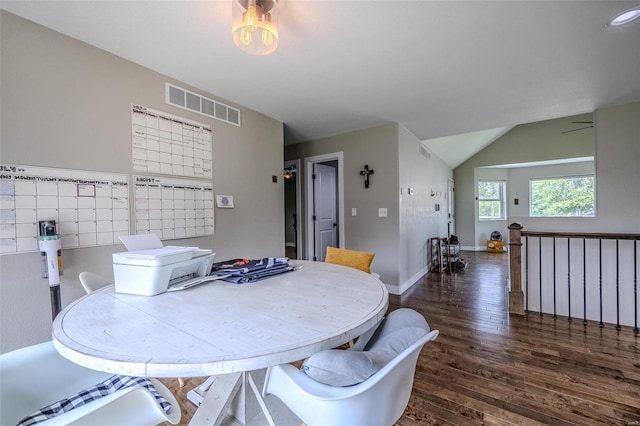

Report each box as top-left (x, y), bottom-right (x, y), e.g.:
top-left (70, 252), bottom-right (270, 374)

top-left (530, 176), bottom-right (595, 217)
top-left (478, 180), bottom-right (505, 220)
top-left (478, 181), bottom-right (501, 200)
top-left (479, 200), bottom-right (503, 220)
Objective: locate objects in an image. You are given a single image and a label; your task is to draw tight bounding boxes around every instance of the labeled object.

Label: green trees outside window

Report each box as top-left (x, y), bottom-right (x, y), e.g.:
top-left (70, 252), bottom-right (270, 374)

top-left (478, 181), bottom-right (505, 220)
top-left (530, 176), bottom-right (595, 217)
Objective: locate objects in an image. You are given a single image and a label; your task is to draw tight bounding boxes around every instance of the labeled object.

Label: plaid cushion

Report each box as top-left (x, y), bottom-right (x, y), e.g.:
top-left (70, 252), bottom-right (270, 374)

top-left (16, 375), bottom-right (171, 426)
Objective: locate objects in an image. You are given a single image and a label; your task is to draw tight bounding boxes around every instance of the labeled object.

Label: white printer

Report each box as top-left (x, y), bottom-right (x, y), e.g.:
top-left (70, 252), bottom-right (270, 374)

top-left (113, 246), bottom-right (215, 296)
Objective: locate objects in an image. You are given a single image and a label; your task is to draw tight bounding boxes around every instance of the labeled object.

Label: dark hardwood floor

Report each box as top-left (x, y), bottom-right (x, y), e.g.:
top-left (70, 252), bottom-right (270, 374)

top-left (394, 250), bottom-right (639, 426)
top-left (163, 251), bottom-right (640, 425)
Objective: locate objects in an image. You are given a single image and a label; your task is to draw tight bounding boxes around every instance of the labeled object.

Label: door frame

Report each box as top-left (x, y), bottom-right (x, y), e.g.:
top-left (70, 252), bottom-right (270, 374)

top-left (447, 178), bottom-right (455, 237)
top-left (305, 152), bottom-right (344, 261)
top-left (285, 158), bottom-right (302, 258)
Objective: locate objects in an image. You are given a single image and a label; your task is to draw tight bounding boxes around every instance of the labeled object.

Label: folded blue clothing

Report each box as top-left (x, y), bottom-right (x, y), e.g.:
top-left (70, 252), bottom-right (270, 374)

top-left (219, 257), bottom-right (289, 274)
top-left (215, 257), bottom-right (293, 284)
top-left (222, 265), bottom-right (293, 284)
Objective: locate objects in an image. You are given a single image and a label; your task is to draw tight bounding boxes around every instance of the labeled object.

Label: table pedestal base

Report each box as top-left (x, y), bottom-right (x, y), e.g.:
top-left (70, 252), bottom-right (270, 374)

top-left (188, 371), bottom-right (275, 426)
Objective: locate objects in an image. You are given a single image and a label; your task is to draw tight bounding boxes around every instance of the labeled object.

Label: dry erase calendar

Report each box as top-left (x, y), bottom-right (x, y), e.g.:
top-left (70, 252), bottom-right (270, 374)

top-left (0, 165), bottom-right (130, 254)
top-left (133, 176), bottom-right (214, 240)
top-left (131, 105), bottom-right (213, 178)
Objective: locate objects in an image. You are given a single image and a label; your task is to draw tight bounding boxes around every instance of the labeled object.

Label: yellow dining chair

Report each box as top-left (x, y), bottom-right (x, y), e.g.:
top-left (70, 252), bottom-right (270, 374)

top-left (324, 246), bottom-right (379, 346)
top-left (324, 246), bottom-right (376, 274)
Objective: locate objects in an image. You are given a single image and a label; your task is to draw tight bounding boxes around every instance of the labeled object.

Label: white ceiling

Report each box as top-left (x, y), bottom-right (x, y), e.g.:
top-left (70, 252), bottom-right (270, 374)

top-left (2, 1), bottom-right (639, 168)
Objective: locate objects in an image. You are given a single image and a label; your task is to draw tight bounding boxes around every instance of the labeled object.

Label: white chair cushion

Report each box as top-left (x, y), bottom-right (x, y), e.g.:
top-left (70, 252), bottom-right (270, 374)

top-left (302, 350), bottom-right (375, 387)
top-left (364, 308), bottom-right (429, 348)
top-left (302, 308), bottom-right (430, 387)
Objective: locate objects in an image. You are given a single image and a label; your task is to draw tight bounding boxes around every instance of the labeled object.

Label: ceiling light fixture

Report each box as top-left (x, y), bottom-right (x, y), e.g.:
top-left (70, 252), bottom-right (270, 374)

top-left (606, 7), bottom-right (640, 27)
top-left (284, 167), bottom-right (296, 179)
top-left (232, 0), bottom-right (279, 55)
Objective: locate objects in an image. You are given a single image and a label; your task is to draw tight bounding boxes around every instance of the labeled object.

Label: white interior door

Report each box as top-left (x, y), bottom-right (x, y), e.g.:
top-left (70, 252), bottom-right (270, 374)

top-left (313, 163), bottom-right (337, 261)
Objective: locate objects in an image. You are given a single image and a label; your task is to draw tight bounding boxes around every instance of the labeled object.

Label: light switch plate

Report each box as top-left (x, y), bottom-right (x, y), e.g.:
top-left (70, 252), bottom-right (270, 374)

top-left (352, 208), bottom-right (357, 216)
top-left (378, 208), bottom-right (388, 217)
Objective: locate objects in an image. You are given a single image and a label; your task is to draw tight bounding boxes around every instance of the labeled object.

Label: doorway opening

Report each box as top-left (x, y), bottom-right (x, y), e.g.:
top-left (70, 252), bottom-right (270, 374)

top-left (447, 178), bottom-right (455, 237)
top-left (284, 159), bottom-right (301, 259)
top-left (305, 152), bottom-right (344, 261)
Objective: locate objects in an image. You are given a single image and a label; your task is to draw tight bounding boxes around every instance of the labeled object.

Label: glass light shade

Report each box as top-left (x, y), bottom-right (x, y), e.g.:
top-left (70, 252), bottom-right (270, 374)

top-left (607, 7), bottom-right (640, 26)
top-left (232, 0), bottom-right (279, 55)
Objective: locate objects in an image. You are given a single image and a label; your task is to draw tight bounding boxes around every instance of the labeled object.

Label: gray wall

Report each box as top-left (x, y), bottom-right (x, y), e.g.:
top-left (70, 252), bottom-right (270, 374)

top-left (592, 102), bottom-right (640, 232)
top-left (285, 123), bottom-right (453, 294)
top-left (473, 161), bottom-right (596, 249)
top-left (285, 124), bottom-right (400, 287)
top-left (398, 125), bottom-right (453, 292)
top-left (507, 161), bottom-right (595, 218)
top-left (1, 11), bottom-right (285, 353)
top-left (454, 113), bottom-right (596, 248)
top-left (455, 104), bottom-right (640, 248)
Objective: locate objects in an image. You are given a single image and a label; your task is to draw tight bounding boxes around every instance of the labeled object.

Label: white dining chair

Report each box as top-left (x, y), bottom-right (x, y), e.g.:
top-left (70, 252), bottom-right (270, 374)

top-left (79, 271), bottom-right (111, 293)
top-left (0, 341), bottom-right (181, 426)
top-left (262, 309), bottom-right (439, 426)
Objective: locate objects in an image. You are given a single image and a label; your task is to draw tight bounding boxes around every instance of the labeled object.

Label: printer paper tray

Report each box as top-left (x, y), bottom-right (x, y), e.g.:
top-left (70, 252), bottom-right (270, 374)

top-left (166, 274), bottom-right (231, 292)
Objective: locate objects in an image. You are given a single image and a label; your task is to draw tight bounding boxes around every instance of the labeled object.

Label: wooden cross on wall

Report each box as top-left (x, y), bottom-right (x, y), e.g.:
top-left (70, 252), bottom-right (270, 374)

top-left (360, 165), bottom-right (374, 188)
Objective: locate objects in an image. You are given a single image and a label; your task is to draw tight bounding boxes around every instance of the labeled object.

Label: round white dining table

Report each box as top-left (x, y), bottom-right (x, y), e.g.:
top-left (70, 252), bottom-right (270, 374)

top-left (52, 260), bottom-right (389, 379)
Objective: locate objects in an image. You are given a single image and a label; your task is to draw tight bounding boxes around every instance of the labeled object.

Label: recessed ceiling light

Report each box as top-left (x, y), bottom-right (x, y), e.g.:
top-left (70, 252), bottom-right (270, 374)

top-left (606, 7), bottom-right (640, 27)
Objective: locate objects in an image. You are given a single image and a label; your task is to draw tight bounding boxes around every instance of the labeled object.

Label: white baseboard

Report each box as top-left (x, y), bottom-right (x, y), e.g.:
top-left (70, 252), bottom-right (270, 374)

top-left (386, 265), bottom-right (430, 295)
top-left (385, 284), bottom-right (399, 295)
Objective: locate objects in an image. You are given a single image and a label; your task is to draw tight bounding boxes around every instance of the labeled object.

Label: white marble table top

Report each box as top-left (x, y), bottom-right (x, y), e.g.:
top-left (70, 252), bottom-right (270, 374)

top-left (52, 260), bottom-right (389, 378)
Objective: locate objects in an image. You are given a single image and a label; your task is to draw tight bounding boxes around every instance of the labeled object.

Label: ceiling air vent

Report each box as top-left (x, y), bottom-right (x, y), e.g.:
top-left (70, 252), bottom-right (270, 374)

top-left (166, 83), bottom-right (240, 127)
top-left (419, 142), bottom-right (431, 159)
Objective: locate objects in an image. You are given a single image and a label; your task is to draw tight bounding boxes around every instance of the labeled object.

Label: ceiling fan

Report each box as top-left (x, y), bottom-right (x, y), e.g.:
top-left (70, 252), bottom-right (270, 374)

top-left (562, 121), bottom-right (594, 134)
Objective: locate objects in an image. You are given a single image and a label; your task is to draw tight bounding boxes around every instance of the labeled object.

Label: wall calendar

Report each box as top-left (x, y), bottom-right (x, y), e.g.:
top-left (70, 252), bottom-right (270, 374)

top-left (132, 104), bottom-right (213, 178)
top-left (0, 164), bottom-right (129, 254)
top-left (133, 175), bottom-right (214, 240)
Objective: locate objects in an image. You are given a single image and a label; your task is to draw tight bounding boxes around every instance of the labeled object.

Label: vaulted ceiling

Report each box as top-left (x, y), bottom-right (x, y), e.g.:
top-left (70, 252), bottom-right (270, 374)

top-left (2, 1), bottom-right (639, 168)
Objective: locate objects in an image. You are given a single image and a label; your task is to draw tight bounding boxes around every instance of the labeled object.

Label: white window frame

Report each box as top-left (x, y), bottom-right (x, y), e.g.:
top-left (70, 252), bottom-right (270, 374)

top-left (529, 174), bottom-right (596, 217)
top-left (478, 180), bottom-right (506, 221)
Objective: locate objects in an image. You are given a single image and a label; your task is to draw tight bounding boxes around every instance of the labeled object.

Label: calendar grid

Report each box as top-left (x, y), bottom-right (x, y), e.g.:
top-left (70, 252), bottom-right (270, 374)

top-left (134, 175), bottom-right (214, 240)
top-left (132, 104), bottom-right (213, 178)
top-left (0, 165), bottom-right (129, 254)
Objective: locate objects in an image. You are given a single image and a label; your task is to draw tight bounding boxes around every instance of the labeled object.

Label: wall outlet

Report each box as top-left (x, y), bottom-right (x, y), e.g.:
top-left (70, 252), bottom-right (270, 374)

top-left (378, 208), bottom-right (388, 217)
top-left (352, 208), bottom-right (357, 216)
